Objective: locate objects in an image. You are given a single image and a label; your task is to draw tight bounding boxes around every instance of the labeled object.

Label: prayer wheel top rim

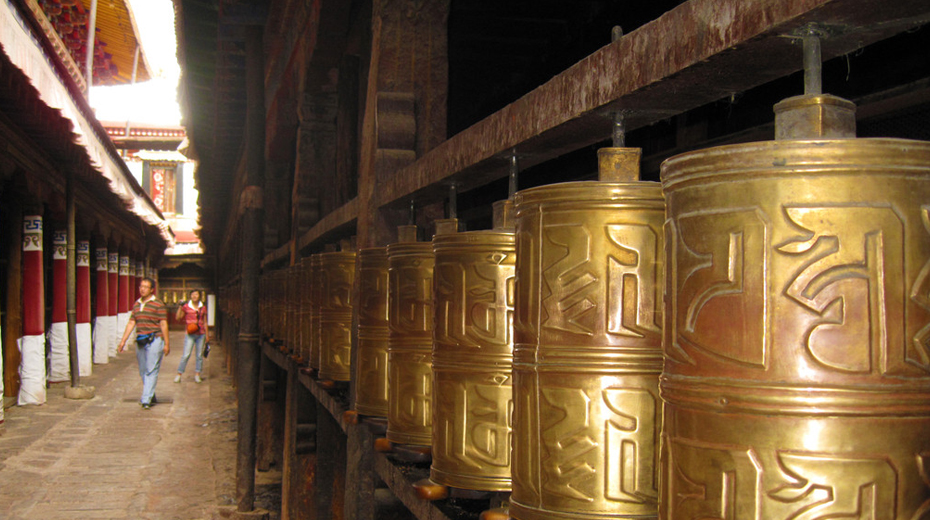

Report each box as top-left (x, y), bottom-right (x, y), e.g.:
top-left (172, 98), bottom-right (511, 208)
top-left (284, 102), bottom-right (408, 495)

top-left (358, 246), bottom-right (387, 259)
top-left (432, 229), bottom-right (515, 250)
top-left (513, 180), bottom-right (663, 209)
top-left (319, 251), bottom-right (356, 263)
top-left (386, 241), bottom-right (434, 256)
top-left (661, 137), bottom-right (930, 189)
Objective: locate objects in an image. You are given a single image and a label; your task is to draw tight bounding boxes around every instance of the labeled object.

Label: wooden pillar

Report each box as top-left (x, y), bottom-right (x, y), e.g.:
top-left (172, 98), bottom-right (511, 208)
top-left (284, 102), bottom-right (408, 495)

top-left (236, 24), bottom-right (266, 514)
top-left (281, 360), bottom-right (316, 520)
top-left (107, 248), bottom-right (119, 357)
top-left (356, 0), bottom-right (449, 247)
top-left (294, 92), bottom-right (336, 234)
top-left (3, 203), bottom-right (23, 404)
top-left (49, 229), bottom-right (69, 382)
top-left (93, 244), bottom-right (109, 364)
top-left (76, 240), bottom-right (92, 376)
top-left (256, 352), bottom-right (281, 471)
top-left (20, 213), bottom-right (46, 405)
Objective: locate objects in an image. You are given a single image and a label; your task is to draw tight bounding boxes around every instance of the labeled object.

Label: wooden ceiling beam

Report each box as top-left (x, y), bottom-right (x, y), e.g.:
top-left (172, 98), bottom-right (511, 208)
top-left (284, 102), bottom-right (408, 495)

top-left (377, 0), bottom-right (930, 210)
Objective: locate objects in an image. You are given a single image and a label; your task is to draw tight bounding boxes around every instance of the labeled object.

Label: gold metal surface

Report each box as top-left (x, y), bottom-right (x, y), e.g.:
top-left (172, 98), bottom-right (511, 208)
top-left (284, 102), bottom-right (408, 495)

top-left (309, 254), bottom-right (323, 371)
top-left (286, 265), bottom-right (299, 353)
top-left (317, 252), bottom-right (356, 381)
top-left (356, 247), bottom-right (391, 417)
top-left (386, 240), bottom-right (436, 446)
top-left (299, 257), bottom-right (312, 363)
top-left (511, 181), bottom-right (665, 520)
top-left (773, 94), bottom-right (856, 140)
top-left (431, 230), bottom-right (516, 492)
top-left (660, 137), bottom-right (930, 520)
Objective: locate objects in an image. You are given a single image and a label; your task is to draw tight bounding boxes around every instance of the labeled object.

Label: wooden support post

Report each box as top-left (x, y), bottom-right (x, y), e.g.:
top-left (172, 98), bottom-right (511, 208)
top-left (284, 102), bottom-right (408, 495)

top-left (256, 352), bottom-right (278, 471)
top-left (356, 0), bottom-right (449, 247)
top-left (344, 421), bottom-right (377, 520)
top-left (236, 24), bottom-right (266, 514)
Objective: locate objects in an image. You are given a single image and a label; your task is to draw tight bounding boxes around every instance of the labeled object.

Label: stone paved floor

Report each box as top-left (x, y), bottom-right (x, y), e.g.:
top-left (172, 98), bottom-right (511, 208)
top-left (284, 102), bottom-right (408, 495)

top-left (0, 330), bottom-right (273, 520)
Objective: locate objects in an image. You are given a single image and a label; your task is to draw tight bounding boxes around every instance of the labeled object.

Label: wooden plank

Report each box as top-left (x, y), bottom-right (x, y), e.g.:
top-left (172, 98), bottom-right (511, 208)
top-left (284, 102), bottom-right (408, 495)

top-left (299, 371), bottom-right (350, 434)
top-left (373, 453), bottom-right (454, 520)
top-left (373, 0), bottom-right (930, 210)
top-left (296, 197), bottom-right (359, 253)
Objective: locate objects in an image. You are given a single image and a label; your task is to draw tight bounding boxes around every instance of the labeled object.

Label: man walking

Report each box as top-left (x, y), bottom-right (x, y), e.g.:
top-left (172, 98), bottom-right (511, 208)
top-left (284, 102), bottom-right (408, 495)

top-left (118, 277), bottom-right (170, 409)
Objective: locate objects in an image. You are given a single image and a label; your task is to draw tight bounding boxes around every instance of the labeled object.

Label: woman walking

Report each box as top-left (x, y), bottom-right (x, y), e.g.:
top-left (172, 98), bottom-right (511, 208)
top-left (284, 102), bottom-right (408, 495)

top-left (174, 289), bottom-right (208, 383)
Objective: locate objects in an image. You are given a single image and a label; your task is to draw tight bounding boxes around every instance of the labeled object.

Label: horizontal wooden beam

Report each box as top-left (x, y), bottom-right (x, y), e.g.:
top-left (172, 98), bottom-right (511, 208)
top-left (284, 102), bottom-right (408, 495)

top-left (376, 0), bottom-right (930, 209)
top-left (260, 198), bottom-right (359, 268)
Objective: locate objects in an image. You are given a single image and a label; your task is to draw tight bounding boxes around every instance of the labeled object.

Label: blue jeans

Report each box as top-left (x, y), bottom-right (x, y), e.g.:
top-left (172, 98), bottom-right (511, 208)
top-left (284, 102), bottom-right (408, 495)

top-left (177, 333), bottom-right (205, 374)
top-left (136, 336), bottom-right (164, 405)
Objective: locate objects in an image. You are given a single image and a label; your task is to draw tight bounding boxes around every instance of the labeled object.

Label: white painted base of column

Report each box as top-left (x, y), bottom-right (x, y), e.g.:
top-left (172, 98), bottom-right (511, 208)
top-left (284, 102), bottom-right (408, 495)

top-left (117, 312), bottom-right (132, 353)
top-left (77, 322), bottom-right (92, 376)
top-left (92, 317), bottom-right (109, 364)
top-left (18, 334), bottom-right (46, 405)
top-left (108, 315), bottom-right (119, 357)
top-left (48, 321), bottom-right (69, 383)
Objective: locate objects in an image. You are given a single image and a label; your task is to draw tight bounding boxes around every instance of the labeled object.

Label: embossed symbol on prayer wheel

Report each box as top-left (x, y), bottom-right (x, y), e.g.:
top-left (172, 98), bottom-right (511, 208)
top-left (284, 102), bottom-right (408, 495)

top-left (431, 230), bottom-right (516, 492)
top-left (317, 251), bottom-right (356, 381)
top-left (356, 247), bottom-right (391, 417)
top-left (309, 254), bottom-right (323, 371)
top-left (511, 181), bottom-right (665, 520)
top-left (386, 240), bottom-right (436, 446)
top-left (660, 104), bottom-right (930, 519)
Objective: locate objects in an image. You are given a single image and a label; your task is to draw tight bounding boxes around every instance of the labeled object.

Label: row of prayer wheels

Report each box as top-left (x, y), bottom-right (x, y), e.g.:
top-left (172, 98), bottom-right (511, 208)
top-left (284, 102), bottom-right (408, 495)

top-left (256, 86), bottom-right (930, 518)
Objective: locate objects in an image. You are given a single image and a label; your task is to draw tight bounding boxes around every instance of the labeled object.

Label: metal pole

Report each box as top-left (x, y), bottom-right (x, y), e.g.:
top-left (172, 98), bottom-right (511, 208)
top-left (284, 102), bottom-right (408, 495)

top-left (803, 30), bottom-right (823, 96)
top-left (83, 0), bottom-right (98, 98)
top-left (236, 24), bottom-right (265, 514)
top-left (67, 169), bottom-right (79, 386)
top-left (508, 149), bottom-right (519, 199)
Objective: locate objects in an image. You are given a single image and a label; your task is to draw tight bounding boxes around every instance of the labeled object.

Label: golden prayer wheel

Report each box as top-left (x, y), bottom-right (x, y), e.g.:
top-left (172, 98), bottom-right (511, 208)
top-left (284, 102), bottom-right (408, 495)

top-left (511, 172), bottom-right (665, 519)
top-left (299, 257), bottom-right (312, 364)
top-left (287, 265), bottom-right (299, 353)
top-left (386, 228), bottom-right (437, 446)
top-left (318, 251), bottom-right (356, 382)
top-left (659, 94), bottom-right (930, 519)
top-left (431, 228), bottom-right (516, 491)
top-left (355, 247), bottom-right (391, 417)
top-left (309, 254), bottom-right (323, 371)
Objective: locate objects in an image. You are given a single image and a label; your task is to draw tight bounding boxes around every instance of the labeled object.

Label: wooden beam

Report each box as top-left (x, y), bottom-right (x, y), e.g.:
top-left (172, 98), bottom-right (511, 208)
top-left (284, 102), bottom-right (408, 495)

top-left (375, 0), bottom-right (930, 210)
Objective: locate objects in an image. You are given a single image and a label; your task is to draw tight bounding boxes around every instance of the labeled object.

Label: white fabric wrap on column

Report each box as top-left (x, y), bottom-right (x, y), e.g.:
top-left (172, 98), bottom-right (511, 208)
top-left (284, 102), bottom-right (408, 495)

top-left (117, 312), bottom-right (132, 352)
top-left (48, 322), bottom-right (70, 382)
top-left (107, 315), bottom-right (118, 357)
top-left (77, 322), bottom-right (92, 376)
top-left (17, 335), bottom-right (46, 405)
top-left (92, 317), bottom-right (109, 364)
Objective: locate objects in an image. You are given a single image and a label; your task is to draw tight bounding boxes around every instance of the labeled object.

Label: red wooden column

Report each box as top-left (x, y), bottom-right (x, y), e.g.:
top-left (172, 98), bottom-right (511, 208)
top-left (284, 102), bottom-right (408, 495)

top-left (76, 240), bottom-right (92, 376)
top-left (107, 250), bottom-right (119, 357)
top-left (117, 253), bottom-right (130, 344)
top-left (93, 245), bottom-right (110, 364)
top-left (49, 229), bottom-right (69, 382)
top-left (135, 260), bottom-right (144, 299)
top-left (128, 256), bottom-right (137, 305)
top-left (20, 214), bottom-right (46, 405)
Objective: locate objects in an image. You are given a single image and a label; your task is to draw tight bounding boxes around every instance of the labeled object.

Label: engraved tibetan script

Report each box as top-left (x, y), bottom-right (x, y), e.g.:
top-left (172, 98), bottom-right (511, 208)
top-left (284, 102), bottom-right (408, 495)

top-left (674, 209), bottom-right (768, 367)
top-left (778, 206), bottom-right (904, 374)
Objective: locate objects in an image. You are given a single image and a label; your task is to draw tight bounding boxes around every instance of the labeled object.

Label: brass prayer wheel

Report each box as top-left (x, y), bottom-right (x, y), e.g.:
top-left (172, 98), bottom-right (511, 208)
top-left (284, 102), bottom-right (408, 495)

top-left (431, 229), bottom-right (516, 491)
top-left (317, 251), bottom-right (356, 382)
top-left (659, 95), bottom-right (930, 519)
top-left (309, 254), bottom-right (323, 371)
top-left (386, 231), bottom-right (436, 446)
top-left (299, 257), bottom-right (312, 364)
top-left (511, 179), bottom-right (665, 519)
top-left (355, 247), bottom-right (391, 417)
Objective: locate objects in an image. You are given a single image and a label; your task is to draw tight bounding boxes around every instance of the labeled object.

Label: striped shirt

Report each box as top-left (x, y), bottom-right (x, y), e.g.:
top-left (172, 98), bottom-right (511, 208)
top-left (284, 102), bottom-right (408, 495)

top-left (131, 297), bottom-right (167, 336)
